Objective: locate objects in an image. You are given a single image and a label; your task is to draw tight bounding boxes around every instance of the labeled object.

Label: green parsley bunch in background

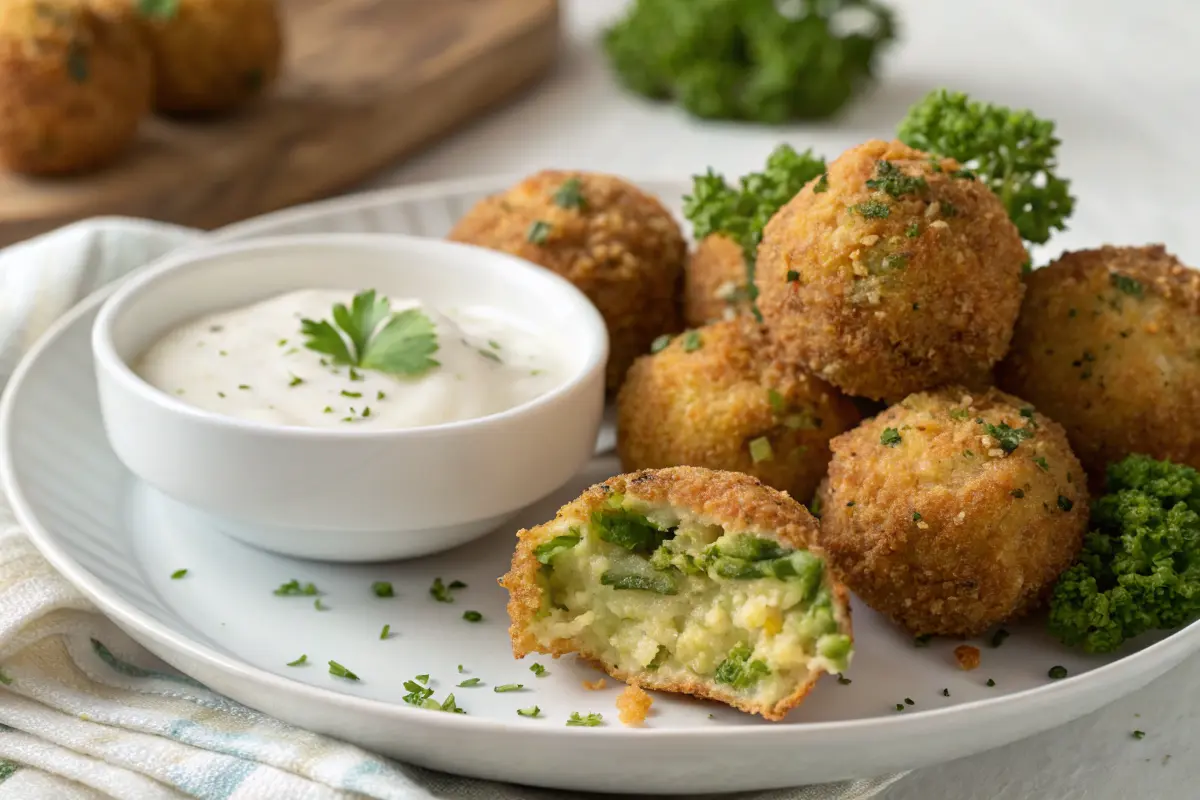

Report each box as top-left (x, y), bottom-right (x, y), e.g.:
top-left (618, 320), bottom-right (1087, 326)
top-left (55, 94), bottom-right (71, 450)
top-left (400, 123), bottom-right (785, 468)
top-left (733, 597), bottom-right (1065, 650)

top-left (603, 0), bottom-right (897, 123)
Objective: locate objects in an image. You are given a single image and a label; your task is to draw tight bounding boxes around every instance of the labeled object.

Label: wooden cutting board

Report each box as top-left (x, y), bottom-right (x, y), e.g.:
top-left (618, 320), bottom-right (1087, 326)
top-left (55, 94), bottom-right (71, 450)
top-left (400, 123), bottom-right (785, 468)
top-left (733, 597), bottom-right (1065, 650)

top-left (0, 0), bottom-right (560, 247)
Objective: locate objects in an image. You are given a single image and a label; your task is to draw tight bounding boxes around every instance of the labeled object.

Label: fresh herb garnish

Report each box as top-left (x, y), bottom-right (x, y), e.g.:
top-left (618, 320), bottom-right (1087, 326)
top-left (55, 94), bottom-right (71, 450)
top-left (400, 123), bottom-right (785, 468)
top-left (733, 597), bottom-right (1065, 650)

top-left (1058, 495), bottom-right (1074, 512)
top-left (851, 199), bottom-right (891, 218)
top-left (681, 330), bottom-right (703, 352)
top-left (328, 660), bottom-right (360, 681)
top-left (463, 610), bottom-right (483, 622)
top-left (457, 677), bottom-right (481, 687)
top-left (527, 221), bottom-right (552, 244)
top-left (289, 375), bottom-right (304, 387)
top-left (1132, 730), bottom-right (1146, 740)
top-left (170, 569), bottom-right (188, 580)
top-left (494, 684), bottom-right (523, 693)
top-left (603, 0), bottom-right (895, 124)
top-left (866, 160), bottom-right (927, 198)
top-left (517, 705), bottom-right (541, 717)
top-left (906, 221), bottom-right (920, 238)
top-left (649, 334), bottom-right (672, 354)
top-left (274, 579), bottom-right (319, 597)
top-left (912, 512), bottom-right (923, 523)
top-left (449, 580), bottom-right (467, 590)
top-left (980, 421), bottom-right (1034, 454)
top-left (986, 678), bottom-right (996, 687)
top-left (1110, 272), bottom-right (1144, 297)
top-left (380, 624), bottom-right (391, 640)
top-left (340, 390), bottom-right (362, 398)
top-left (429, 577), bottom-right (466, 603)
top-left (813, 173), bottom-right (829, 193)
top-left (1048, 665), bottom-right (1068, 680)
top-left (478, 349), bottom-right (502, 364)
top-left (553, 177), bottom-right (586, 210)
top-left (881, 428), bottom-right (902, 447)
top-left (301, 291), bottom-right (439, 377)
top-left (991, 629), bottom-right (1010, 648)
top-left (897, 89), bottom-right (1074, 244)
top-left (566, 711), bottom-right (603, 727)
top-left (313, 598), bottom-right (328, 611)
top-left (287, 654), bottom-right (307, 667)
top-left (138, 0), bottom-right (180, 19)
top-left (1033, 456), bottom-right (1050, 472)
top-left (904, 697), bottom-right (914, 706)
top-left (837, 674), bottom-right (852, 685)
top-left (942, 688), bottom-right (950, 697)
top-left (683, 144), bottom-right (827, 319)
top-left (785, 269), bottom-right (799, 282)
top-left (372, 581), bottom-right (394, 598)
top-left (530, 663), bottom-right (547, 677)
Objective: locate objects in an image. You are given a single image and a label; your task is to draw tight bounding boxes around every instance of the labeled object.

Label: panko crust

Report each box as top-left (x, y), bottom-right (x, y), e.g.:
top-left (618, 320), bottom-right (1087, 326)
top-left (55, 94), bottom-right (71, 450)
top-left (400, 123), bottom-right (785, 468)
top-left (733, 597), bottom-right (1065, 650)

top-left (996, 245), bottom-right (1200, 481)
top-left (91, 0), bottom-right (282, 114)
top-left (818, 387), bottom-right (1088, 637)
top-left (616, 318), bottom-right (861, 504)
top-left (499, 466), bottom-right (852, 721)
top-left (0, 0), bottom-right (151, 175)
top-left (756, 139), bottom-right (1026, 401)
top-left (683, 234), bottom-right (749, 327)
top-left (449, 170), bottom-right (687, 391)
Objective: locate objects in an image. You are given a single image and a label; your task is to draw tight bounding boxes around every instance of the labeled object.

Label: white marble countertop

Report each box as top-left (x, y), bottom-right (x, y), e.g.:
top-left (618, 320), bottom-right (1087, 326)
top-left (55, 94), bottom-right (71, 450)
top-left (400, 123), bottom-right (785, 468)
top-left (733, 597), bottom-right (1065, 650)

top-left (369, 2), bottom-right (1200, 797)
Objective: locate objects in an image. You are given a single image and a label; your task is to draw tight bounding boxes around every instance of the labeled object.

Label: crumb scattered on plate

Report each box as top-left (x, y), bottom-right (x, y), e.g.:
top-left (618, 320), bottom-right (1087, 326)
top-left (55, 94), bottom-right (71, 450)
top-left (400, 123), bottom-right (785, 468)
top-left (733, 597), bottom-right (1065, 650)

top-left (583, 678), bottom-right (607, 691)
top-left (955, 644), bottom-right (981, 671)
top-left (617, 683), bottom-right (653, 726)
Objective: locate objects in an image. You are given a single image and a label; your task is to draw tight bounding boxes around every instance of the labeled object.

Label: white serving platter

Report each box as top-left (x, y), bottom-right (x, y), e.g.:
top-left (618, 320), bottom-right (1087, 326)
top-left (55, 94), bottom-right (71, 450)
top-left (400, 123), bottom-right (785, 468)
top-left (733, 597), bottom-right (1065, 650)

top-left (2, 178), bottom-right (1199, 795)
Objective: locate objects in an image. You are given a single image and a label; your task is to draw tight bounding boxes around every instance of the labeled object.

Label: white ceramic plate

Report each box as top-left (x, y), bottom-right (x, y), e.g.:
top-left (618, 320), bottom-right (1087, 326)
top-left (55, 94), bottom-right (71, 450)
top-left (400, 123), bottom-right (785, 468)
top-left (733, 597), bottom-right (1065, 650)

top-left (4, 180), bottom-right (1200, 795)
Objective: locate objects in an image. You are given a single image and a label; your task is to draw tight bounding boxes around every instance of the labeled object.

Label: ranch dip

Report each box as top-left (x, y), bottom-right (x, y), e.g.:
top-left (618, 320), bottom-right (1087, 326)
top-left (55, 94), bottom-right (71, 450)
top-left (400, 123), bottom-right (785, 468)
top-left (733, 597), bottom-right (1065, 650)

top-left (136, 289), bottom-right (570, 430)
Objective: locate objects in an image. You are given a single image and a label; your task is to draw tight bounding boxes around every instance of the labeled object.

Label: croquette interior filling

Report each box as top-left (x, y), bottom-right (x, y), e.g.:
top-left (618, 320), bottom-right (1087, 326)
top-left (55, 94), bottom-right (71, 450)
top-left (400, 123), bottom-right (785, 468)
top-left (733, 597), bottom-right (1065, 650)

top-left (529, 493), bottom-right (850, 704)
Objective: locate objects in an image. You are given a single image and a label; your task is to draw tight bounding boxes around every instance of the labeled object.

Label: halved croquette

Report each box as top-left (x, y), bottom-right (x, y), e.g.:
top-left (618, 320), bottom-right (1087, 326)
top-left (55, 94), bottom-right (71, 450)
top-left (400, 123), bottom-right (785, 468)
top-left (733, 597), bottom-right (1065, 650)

top-left (500, 467), bottom-right (852, 721)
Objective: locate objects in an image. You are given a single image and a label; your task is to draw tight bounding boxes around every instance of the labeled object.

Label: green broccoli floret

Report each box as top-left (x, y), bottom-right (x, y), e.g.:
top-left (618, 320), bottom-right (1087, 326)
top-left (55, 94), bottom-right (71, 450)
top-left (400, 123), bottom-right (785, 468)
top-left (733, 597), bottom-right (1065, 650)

top-left (683, 144), bottom-right (826, 319)
top-left (603, 0), bottom-right (896, 124)
top-left (1048, 455), bottom-right (1200, 653)
top-left (896, 89), bottom-right (1075, 245)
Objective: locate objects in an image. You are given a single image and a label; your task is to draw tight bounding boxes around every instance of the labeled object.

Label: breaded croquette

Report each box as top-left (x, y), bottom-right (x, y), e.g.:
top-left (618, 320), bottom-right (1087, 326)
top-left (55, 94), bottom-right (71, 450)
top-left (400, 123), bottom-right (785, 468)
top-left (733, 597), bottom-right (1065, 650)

top-left (501, 467), bottom-right (853, 721)
top-left (683, 234), bottom-right (749, 326)
top-left (617, 318), bottom-right (860, 505)
top-left (450, 171), bottom-right (687, 392)
top-left (0, 0), bottom-right (151, 175)
top-left (818, 387), bottom-right (1087, 637)
top-left (756, 140), bottom-right (1026, 402)
top-left (997, 245), bottom-right (1200, 481)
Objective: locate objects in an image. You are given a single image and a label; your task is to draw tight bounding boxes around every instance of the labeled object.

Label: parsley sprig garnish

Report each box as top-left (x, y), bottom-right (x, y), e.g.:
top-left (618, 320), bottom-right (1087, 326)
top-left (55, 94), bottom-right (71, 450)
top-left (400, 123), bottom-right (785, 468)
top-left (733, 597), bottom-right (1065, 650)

top-left (301, 290), bottom-right (439, 378)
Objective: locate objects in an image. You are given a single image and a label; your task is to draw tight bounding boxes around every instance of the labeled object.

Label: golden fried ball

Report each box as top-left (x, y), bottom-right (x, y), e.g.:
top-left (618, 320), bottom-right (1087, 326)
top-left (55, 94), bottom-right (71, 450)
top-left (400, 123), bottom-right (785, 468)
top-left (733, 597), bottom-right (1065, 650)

top-left (450, 170), bottom-right (687, 391)
top-left (617, 318), bottom-right (861, 504)
top-left (0, 0), bottom-right (151, 175)
top-left (997, 245), bottom-right (1200, 481)
top-left (817, 386), bottom-right (1088, 637)
top-left (683, 234), bottom-right (750, 327)
top-left (756, 139), bottom-right (1027, 402)
top-left (91, 0), bottom-right (282, 114)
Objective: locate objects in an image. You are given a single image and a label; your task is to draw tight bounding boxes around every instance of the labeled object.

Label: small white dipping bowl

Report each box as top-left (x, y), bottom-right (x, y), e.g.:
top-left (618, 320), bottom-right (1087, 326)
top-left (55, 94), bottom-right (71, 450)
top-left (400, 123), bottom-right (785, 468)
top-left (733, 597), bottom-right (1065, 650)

top-left (92, 234), bottom-right (608, 562)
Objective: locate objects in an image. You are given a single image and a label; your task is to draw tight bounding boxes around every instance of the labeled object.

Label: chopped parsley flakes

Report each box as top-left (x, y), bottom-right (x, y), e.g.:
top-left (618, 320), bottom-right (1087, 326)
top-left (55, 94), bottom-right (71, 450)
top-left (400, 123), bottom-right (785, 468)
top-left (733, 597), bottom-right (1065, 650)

top-left (372, 581), bottom-right (394, 598)
top-left (1057, 495), bottom-right (1074, 512)
top-left (430, 577), bottom-right (466, 603)
top-left (286, 654), bottom-right (307, 667)
top-left (681, 330), bottom-right (703, 352)
top-left (553, 177), bottom-right (586, 210)
top-left (380, 624), bottom-right (391, 640)
top-left (527, 220), bottom-right (552, 244)
top-left (991, 629), bottom-right (1010, 648)
top-left (650, 334), bottom-right (672, 354)
top-left (463, 610), bottom-right (483, 622)
top-left (494, 683), bottom-right (523, 693)
top-left (881, 428), bottom-right (902, 447)
top-left (979, 421), bottom-right (1034, 453)
top-left (313, 598), bottom-right (328, 611)
top-left (517, 705), bottom-right (541, 717)
top-left (274, 579), bottom-right (319, 597)
top-left (1048, 665), bottom-right (1068, 680)
top-left (170, 569), bottom-right (188, 580)
top-left (457, 677), bottom-right (481, 687)
top-left (566, 711), bottom-right (603, 727)
top-left (1110, 272), bottom-right (1144, 297)
top-left (813, 173), bottom-right (829, 193)
top-left (328, 660), bottom-right (359, 681)
top-left (865, 160), bottom-right (927, 198)
top-left (851, 199), bottom-right (890, 218)
top-left (530, 663), bottom-right (547, 677)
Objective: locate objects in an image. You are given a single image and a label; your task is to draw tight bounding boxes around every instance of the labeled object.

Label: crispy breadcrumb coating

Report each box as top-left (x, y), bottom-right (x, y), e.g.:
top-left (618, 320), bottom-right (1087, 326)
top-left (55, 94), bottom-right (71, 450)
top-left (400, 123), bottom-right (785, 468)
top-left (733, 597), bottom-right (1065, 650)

top-left (818, 387), bottom-right (1087, 637)
top-left (449, 170), bottom-right (687, 391)
top-left (997, 245), bottom-right (1200, 481)
top-left (756, 139), bottom-right (1026, 401)
top-left (617, 318), bottom-right (860, 504)
top-left (683, 234), bottom-right (749, 326)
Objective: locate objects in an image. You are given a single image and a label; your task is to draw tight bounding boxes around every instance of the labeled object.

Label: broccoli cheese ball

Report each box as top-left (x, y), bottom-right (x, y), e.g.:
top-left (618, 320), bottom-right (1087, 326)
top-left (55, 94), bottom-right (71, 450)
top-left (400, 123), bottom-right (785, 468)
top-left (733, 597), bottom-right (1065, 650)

top-left (756, 139), bottom-right (1027, 401)
top-left (997, 245), bottom-right (1200, 480)
top-left (817, 387), bottom-right (1087, 637)
top-left (0, 0), bottom-right (151, 175)
top-left (91, 0), bottom-right (282, 114)
top-left (501, 467), bottom-right (853, 721)
top-left (683, 234), bottom-right (750, 326)
top-left (449, 171), bottom-right (687, 391)
top-left (617, 318), bottom-right (860, 504)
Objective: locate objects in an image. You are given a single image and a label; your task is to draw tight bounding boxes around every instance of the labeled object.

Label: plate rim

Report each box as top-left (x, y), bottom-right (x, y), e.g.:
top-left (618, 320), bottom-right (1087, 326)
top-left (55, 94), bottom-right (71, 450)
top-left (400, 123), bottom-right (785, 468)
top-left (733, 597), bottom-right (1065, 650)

top-left (3, 177), bottom-right (1200, 746)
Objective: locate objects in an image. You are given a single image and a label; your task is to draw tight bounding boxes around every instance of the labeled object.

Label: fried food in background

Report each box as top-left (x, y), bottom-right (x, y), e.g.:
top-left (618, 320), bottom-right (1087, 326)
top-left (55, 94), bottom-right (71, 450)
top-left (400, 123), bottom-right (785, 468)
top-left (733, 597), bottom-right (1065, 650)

top-left (0, 0), bottom-right (151, 175)
top-left (501, 467), bottom-right (852, 721)
top-left (817, 386), bottom-right (1087, 637)
top-left (682, 234), bottom-right (748, 326)
top-left (450, 170), bottom-right (687, 392)
top-left (997, 245), bottom-right (1200, 481)
top-left (756, 139), bottom-right (1026, 402)
top-left (91, 0), bottom-right (282, 114)
top-left (617, 318), bottom-right (860, 504)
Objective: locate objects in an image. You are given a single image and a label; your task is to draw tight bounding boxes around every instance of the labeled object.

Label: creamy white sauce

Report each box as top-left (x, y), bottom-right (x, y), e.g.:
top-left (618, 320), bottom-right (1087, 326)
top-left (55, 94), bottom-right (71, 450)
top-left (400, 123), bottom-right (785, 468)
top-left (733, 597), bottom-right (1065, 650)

top-left (136, 289), bottom-right (569, 429)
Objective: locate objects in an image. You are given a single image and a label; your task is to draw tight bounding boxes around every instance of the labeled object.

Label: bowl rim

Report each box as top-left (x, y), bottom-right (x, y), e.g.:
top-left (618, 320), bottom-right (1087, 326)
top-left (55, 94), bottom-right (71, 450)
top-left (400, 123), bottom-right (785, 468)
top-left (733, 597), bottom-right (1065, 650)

top-left (91, 232), bottom-right (610, 441)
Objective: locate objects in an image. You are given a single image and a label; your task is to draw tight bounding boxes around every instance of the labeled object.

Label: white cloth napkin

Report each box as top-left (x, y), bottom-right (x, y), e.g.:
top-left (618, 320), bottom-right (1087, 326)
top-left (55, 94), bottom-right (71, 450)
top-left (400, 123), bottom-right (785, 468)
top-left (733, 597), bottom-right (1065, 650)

top-left (0, 219), bottom-right (907, 800)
